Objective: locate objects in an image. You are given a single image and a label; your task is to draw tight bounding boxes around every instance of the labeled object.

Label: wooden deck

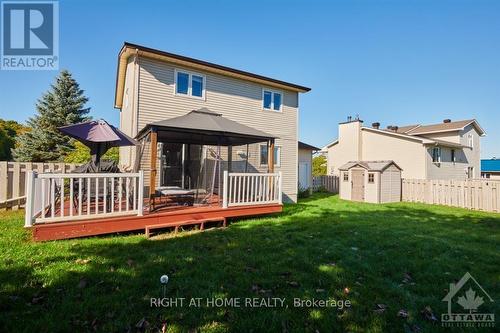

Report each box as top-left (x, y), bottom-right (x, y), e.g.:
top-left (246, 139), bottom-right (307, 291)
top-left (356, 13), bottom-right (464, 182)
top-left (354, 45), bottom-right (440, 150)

top-left (30, 201), bottom-right (282, 241)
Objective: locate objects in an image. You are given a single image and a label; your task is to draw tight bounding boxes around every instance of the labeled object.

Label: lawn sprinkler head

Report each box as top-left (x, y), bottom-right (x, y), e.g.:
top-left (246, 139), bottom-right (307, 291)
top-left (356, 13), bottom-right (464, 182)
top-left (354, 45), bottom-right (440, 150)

top-left (160, 274), bottom-right (169, 285)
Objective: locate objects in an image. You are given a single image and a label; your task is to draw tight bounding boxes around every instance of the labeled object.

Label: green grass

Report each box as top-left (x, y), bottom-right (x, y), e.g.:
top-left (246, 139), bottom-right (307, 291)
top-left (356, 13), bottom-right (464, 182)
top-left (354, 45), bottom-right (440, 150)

top-left (0, 194), bottom-right (499, 332)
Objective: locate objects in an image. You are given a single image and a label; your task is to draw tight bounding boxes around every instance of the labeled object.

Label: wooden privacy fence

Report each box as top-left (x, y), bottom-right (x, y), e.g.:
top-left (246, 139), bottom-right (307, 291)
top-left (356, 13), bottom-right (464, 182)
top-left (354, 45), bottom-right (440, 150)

top-left (402, 179), bottom-right (500, 213)
top-left (0, 161), bottom-right (79, 210)
top-left (313, 175), bottom-right (339, 194)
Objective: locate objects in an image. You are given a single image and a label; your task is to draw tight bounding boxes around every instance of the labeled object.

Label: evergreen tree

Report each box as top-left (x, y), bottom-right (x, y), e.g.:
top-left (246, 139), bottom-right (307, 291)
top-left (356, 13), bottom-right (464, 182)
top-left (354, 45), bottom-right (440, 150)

top-left (12, 70), bottom-right (90, 162)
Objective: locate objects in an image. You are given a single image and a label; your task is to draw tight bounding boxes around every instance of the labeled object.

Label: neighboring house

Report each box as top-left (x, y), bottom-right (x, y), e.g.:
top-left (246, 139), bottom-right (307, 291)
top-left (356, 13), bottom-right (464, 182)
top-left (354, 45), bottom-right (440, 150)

top-left (323, 118), bottom-right (485, 180)
top-left (115, 42), bottom-right (310, 202)
top-left (481, 158), bottom-right (500, 179)
top-left (298, 141), bottom-right (320, 190)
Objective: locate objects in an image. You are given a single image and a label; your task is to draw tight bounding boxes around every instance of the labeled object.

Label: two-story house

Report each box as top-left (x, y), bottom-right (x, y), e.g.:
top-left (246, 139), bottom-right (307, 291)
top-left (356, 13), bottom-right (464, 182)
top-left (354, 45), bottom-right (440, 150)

top-left (114, 42), bottom-right (310, 202)
top-left (322, 118), bottom-right (485, 180)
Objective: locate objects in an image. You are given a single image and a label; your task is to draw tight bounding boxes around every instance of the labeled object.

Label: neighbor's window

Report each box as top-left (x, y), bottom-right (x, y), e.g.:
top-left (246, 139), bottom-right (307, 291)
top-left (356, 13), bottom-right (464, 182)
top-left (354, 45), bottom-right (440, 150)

top-left (343, 172), bottom-right (349, 181)
top-left (260, 145), bottom-right (281, 166)
top-left (175, 70), bottom-right (205, 98)
top-left (368, 173), bottom-right (375, 183)
top-left (262, 89), bottom-right (282, 111)
top-left (432, 147), bottom-right (441, 163)
top-left (468, 134), bottom-right (474, 148)
top-left (451, 149), bottom-right (456, 163)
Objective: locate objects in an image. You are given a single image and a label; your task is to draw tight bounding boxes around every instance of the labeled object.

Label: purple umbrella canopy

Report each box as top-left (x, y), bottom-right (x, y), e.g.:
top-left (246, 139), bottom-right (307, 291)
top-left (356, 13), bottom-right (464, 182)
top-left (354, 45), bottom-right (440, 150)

top-left (59, 119), bottom-right (137, 167)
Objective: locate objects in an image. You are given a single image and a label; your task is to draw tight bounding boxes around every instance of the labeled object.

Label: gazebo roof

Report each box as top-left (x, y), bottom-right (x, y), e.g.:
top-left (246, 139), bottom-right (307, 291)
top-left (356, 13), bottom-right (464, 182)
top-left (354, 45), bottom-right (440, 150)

top-left (137, 108), bottom-right (276, 146)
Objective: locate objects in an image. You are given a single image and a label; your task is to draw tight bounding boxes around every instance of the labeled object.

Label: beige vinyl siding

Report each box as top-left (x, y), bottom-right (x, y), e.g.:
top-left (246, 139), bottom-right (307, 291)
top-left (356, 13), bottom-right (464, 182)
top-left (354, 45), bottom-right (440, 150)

top-left (364, 171), bottom-right (379, 203)
top-left (361, 130), bottom-right (427, 179)
top-left (136, 57), bottom-right (299, 202)
top-left (119, 56), bottom-right (138, 169)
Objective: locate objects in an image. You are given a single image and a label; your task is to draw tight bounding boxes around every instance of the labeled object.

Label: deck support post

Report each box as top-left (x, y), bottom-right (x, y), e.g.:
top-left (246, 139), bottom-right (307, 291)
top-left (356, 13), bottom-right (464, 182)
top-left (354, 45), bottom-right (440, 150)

top-left (24, 171), bottom-right (36, 227)
top-left (138, 170), bottom-right (144, 216)
top-left (149, 129), bottom-right (158, 201)
top-left (222, 170), bottom-right (229, 208)
top-left (228, 145), bottom-right (232, 172)
top-left (268, 139), bottom-right (275, 173)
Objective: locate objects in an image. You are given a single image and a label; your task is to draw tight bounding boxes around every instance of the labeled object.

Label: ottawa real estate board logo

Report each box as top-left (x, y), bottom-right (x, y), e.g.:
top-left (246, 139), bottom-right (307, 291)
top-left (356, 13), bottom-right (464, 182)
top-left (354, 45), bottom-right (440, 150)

top-left (1, 0), bottom-right (59, 70)
top-left (441, 272), bottom-right (495, 328)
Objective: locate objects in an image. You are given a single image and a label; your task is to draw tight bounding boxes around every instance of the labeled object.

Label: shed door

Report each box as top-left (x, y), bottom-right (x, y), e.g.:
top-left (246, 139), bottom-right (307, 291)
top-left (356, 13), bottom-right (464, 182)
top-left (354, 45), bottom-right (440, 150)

top-left (351, 170), bottom-right (365, 202)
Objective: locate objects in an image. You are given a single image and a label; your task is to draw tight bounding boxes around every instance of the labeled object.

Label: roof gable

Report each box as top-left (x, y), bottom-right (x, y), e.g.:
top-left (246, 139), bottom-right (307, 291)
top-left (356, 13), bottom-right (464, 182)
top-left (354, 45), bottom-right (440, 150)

top-left (115, 42), bottom-right (310, 108)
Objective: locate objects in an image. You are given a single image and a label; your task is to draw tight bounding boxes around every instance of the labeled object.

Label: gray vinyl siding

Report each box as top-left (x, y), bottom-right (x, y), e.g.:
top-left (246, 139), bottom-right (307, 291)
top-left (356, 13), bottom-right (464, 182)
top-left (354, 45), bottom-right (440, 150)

top-left (425, 125), bottom-right (481, 180)
top-left (134, 57), bottom-right (299, 202)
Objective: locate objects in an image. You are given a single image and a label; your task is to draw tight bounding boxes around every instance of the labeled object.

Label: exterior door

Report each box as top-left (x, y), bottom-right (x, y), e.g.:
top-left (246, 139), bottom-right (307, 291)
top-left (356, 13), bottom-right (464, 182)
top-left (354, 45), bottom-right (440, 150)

top-left (351, 169), bottom-right (365, 202)
top-left (298, 162), bottom-right (309, 189)
top-left (161, 143), bottom-right (184, 187)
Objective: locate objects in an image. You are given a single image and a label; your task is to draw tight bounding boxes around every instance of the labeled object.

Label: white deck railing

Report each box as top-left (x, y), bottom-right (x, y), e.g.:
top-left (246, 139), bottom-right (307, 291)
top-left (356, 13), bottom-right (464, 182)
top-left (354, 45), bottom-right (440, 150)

top-left (222, 171), bottom-right (282, 208)
top-left (24, 171), bottom-right (144, 227)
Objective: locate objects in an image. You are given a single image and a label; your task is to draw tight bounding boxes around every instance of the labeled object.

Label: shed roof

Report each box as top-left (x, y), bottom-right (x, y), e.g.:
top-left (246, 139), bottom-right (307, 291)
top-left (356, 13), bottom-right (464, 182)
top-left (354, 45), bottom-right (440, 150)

top-left (298, 141), bottom-right (321, 151)
top-left (339, 160), bottom-right (402, 172)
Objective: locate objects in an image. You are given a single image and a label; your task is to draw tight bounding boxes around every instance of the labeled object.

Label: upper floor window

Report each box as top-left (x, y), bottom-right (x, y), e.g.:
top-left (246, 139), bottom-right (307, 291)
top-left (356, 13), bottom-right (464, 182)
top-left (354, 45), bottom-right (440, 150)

top-left (262, 89), bottom-right (282, 112)
top-left (260, 145), bottom-right (281, 166)
top-left (175, 69), bottom-right (205, 99)
top-left (451, 149), bottom-right (456, 163)
top-left (467, 134), bottom-right (474, 149)
top-left (432, 147), bottom-right (441, 163)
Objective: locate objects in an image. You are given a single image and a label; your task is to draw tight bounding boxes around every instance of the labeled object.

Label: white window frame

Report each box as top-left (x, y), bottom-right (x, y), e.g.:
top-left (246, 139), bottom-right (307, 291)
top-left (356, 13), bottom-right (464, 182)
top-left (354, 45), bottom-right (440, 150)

top-left (432, 147), bottom-right (441, 163)
top-left (262, 88), bottom-right (283, 112)
top-left (174, 69), bottom-right (206, 100)
top-left (259, 145), bottom-right (281, 167)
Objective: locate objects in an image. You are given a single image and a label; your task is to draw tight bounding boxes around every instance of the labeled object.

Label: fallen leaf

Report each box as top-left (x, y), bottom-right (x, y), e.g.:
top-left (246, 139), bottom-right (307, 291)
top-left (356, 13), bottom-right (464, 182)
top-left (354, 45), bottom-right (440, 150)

top-left (75, 258), bottom-right (91, 264)
top-left (421, 306), bottom-right (438, 322)
top-left (398, 309), bottom-right (409, 318)
top-left (315, 288), bottom-right (325, 293)
top-left (351, 247), bottom-right (359, 251)
top-left (287, 281), bottom-right (300, 288)
top-left (373, 303), bottom-right (387, 314)
top-left (402, 272), bottom-right (413, 284)
top-left (135, 317), bottom-right (149, 330)
top-left (127, 259), bottom-right (135, 267)
top-left (343, 287), bottom-right (350, 294)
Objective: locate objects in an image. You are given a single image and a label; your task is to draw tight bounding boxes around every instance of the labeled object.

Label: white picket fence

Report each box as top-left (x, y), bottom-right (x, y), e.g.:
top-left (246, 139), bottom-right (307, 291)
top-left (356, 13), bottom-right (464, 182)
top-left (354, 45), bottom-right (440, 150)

top-left (0, 161), bottom-right (79, 210)
top-left (223, 171), bottom-right (282, 207)
top-left (313, 175), bottom-right (339, 193)
top-left (24, 171), bottom-right (144, 227)
top-left (402, 179), bottom-right (500, 213)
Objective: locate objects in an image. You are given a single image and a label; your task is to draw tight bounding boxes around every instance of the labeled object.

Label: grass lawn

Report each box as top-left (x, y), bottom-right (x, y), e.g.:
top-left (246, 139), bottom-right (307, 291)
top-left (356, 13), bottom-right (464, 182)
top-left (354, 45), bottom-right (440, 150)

top-left (0, 194), bottom-right (499, 332)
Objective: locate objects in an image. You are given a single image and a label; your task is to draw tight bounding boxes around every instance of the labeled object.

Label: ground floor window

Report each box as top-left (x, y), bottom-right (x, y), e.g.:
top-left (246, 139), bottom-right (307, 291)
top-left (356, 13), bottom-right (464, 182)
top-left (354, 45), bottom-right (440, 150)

top-left (260, 145), bottom-right (281, 167)
top-left (368, 173), bottom-right (375, 183)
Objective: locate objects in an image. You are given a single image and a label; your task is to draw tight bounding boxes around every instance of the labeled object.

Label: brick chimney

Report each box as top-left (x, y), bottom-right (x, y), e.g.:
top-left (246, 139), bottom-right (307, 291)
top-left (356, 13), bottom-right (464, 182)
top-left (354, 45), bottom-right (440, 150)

top-left (443, 119), bottom-right (451, 123)
top-left (372, 122), bottom-right (380, 129)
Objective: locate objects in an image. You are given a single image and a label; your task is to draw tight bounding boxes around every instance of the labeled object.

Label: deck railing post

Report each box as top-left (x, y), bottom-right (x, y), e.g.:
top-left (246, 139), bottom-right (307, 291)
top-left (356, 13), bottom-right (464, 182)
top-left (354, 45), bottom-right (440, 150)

top-left (24, 171), bottom-right (36, 227)
top-left (222, 170), bottom-right (229, 208)
top-left (138, 170), bottom-right (144, 216)
top-left (278, 171), bottom-right (283, 204)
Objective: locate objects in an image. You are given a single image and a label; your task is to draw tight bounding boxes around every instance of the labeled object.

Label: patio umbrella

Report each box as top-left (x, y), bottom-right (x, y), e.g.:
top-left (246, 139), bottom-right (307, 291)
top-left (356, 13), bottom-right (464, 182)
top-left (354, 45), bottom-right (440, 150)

top-left (59, 119), bottom-right (137, 168)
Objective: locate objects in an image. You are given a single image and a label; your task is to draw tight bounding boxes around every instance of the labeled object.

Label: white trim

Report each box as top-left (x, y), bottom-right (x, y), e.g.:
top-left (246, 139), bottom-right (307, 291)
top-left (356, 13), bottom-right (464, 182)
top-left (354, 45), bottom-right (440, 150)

top-left (259, 144), bottom-right (281, 167)
top-left (174, 68), bottom-right (206, 100)
top-left (262, 88), bottom-right (283, 112)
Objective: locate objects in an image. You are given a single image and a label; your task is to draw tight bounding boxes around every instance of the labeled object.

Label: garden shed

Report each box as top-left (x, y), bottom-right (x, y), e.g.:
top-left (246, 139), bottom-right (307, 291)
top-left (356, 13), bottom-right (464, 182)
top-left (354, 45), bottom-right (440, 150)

top-left (339, 160), bottom-right (402, 203)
